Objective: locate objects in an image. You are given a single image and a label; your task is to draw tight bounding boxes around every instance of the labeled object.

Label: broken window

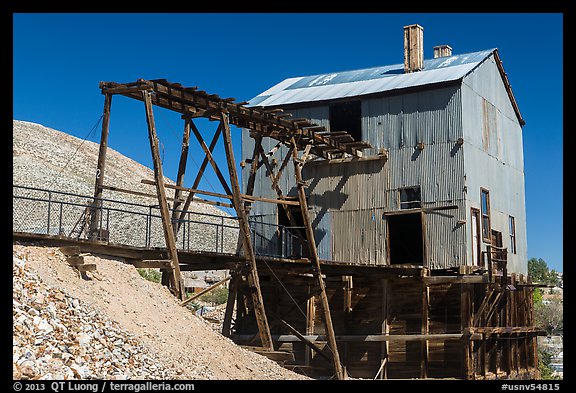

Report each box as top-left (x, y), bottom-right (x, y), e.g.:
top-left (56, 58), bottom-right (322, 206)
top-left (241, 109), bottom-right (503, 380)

top-left (329, 100), bottom-right (362, 141)
top-left (509, 216), bottom-right (516, 254)
top-left (399, 186), bottom-right (421, 209)
top-left (481, 188), bottom-right (491, 242)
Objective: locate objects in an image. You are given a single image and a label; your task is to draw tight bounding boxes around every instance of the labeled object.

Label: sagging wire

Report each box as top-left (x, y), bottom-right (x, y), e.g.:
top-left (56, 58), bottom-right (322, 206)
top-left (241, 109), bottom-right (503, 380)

top-left (45, 115), bottom-right (104, 192)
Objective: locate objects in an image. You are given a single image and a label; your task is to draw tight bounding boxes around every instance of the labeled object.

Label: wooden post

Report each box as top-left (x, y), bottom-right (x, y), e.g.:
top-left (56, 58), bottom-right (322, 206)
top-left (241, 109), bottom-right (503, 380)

top-left (421, 281), bottom-right (429, 379)
top-left (220, 111), bottom-right (273, 351)
top-left (142, 90), bottom-right (183, 300)
top-left (487, 246), bottom-right (493, 283)
top-left (163, 116), bottom-right (191, 287)
top-left (222, 272), bottom-right (239, 338)
top-left (171, 115), bottom-right (191, 226)
top-left (461, 284), bottom-right (474, 379)
top-left (381, 279), bottom-right (390, 379)
top-left (291, 138), bottom-right (345, 380)
top-left (305, 293), bottom-right (316, 366)
top-left (89, 93), bottom-right (112, 239)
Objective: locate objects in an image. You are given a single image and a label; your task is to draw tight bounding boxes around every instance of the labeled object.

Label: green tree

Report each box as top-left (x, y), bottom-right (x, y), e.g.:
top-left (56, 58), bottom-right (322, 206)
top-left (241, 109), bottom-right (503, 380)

top-left (529, 258), bottom-right (549, 283)
top-left (533, 288), bottom-right (543, 305)
top-left (538, 348), bottom-right (561, 380)
top-left (199, 287), bottom-right (229, 306)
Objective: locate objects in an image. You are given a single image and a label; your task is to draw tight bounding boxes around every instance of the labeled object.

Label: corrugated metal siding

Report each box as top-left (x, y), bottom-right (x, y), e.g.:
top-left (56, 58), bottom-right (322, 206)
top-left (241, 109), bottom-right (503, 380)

top-left (388, 142), bottom-right (465, 210)
top-left (362, 86), bottom-right (462, 154)
top-left (331, 209), bottom-right (387, 265)
top-left (425, 201), bottom-right (467, 269)
top-left (461, 56), bottom-right (527, 275)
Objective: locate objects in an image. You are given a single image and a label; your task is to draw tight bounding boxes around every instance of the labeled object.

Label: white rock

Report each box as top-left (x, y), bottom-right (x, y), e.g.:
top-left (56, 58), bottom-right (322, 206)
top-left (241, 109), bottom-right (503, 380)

top-left (37, 319), bottom-right (53, 333)
top-left (76, 332), bottom-right (91, 346)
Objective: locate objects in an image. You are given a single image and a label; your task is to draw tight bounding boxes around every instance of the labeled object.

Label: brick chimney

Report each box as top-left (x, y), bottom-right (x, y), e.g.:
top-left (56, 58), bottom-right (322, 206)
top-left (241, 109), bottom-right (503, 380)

top-left (433, 45), bottom-right (453, 58)
top-left (404, 24), bottom-right (424, 73)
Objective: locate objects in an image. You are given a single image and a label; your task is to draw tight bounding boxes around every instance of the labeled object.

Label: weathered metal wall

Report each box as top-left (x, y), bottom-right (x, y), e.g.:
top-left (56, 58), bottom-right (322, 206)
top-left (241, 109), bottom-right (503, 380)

top-left (461, 55), bottom-right (527, 275)
top-left (242, 86), bottom-right (468, 267)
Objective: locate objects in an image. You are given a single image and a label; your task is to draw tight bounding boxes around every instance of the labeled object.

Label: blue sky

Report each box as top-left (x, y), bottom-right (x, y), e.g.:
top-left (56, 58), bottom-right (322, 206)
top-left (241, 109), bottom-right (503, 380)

top-left (13, 13), bottom-right (563, 272)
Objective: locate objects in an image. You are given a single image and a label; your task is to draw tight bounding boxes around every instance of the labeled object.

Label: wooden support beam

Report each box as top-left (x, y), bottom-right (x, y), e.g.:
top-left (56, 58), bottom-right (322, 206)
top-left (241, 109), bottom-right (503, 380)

top-left (189, 119), bottom-right (234, 197)
top-left (258, 146), bottom-right (307, 245)
top-left (473, 285), bottom-right (497, 327)
top-left (461, 283), bottom-right (474, 380)
top-left (221, 112), bottom-right (273, 351)
top-left (89, 93), bottom-right (112, 240)
top-left (101, 184), bottom-right (232, 208)
top-left (142, 179), bottom-right (300, 206)
top-left (175, 123), bottom-right (223, 232)
top-left (181, 276), bottom-right (232, 306)
top-left (171, 116), bottom-right (191, 228)
top-left (380, 279), bottom-right (390, 379)
top-left (234, 333), bottom-right (470, 342)
top-left (305, 293), bottom-right (316, 366)
top-left (278, 318), bottom-right (332, 363)
top-left (291, 137), bottom-right (344, 380)
top-left (245, 135), bottom-right (263, 203)
top-left (421, 282), bottom-right (429, 379)
top-left (129, 259), bottom-right (173, 269)
top-left (142, 90), bottom-right (183, 300)
top-left (222, 273), bottom-right (239, 338)
top-left (424, 275), bottom-right (488, 285)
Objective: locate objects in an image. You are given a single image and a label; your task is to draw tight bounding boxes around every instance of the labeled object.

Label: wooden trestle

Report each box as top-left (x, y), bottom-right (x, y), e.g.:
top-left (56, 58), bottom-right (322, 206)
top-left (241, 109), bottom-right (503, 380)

top-left (88, 78), bottom-right (371, 378)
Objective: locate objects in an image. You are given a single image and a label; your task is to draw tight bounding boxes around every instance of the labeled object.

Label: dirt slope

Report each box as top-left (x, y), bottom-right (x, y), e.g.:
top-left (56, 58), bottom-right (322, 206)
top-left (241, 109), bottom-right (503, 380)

top-left (13, 243), bottom-right (308, 380)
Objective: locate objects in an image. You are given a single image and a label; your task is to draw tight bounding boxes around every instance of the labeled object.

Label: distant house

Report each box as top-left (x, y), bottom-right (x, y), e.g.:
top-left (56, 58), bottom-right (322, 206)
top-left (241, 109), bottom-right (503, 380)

top-left (244, 24), bottom-right (527, 275)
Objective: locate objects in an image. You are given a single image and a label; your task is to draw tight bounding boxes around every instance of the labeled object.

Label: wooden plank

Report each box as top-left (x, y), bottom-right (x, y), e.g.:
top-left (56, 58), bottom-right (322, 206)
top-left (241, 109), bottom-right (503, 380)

top-left (461, 284), bottom-right (474, 379)
top-left (468, 327), bottom-right (547, 335)
top-left (89, 93), bottom-right (112, 239)
top-left (131, 259), bottom-right (173, 269)
top-left (59, 246), bottom-right (81, 256)
top-left (424, 275), bottom-right (488, 285)
top-left (221, 112), bottom-right (273, 351)
top-left (76, 263), bottom-right (97, 272)
top-left (181, 276), bottom-right (232, 306)
top-left (66, 255), bottom-right (84, 266)
top-left (142, 90), bottom-right (183, 300)
top-left (291, 137), bottom-right (344, 380)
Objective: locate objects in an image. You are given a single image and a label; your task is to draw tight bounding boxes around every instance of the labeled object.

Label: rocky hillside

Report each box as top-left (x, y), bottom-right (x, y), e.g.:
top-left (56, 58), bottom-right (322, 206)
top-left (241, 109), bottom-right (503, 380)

top-left (13, 119), bottom-right (238, 253)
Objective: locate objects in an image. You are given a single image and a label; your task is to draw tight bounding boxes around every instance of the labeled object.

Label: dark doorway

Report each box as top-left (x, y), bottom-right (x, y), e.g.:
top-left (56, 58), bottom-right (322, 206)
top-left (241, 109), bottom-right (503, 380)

top-left (387, 213), bottom-right (424, 265)
top-left (329, 100), bottom-right (362, 141)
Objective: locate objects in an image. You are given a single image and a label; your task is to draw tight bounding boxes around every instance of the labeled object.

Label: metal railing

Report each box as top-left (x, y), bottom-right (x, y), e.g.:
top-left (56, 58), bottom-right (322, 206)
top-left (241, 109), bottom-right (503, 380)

top-left (13, 185), bottom-right (305, 259)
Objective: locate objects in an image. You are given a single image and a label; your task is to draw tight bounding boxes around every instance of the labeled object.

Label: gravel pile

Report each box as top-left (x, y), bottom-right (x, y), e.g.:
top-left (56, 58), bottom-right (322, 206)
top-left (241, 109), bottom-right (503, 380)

top-left (12, 244), bottom-right (309, 380)
top-left (13, 252), bottom-right (182, 380)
